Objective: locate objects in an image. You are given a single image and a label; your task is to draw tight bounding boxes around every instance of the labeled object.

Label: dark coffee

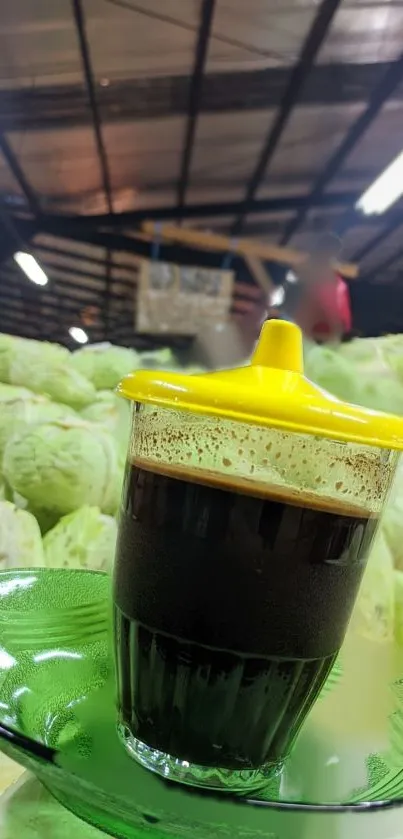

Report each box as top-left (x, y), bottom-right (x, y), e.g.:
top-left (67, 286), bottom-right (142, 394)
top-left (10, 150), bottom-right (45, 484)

top-left (114, 459), bottom-right (377, 770)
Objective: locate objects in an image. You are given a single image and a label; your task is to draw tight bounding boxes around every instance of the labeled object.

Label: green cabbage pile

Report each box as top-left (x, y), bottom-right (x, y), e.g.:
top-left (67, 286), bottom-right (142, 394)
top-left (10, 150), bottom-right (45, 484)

top-left (71, 343), bottom-right (139, 390)
top-left (0, 332), bottom-right (184, 572)
top-left (305, 335), bottom-right (403, 416)
top-left (43, 506), bottom-right (118, 572)
top-left (0, 501), bottom-right (45, 568)
top-left (305, 335), bottom-right (403, 646)
top-left (3, 419), bottom-right (122, 516)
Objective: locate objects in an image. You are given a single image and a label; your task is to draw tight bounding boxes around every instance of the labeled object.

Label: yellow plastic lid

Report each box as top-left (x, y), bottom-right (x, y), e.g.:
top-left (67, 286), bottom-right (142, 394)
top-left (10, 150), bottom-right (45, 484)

top-left (118, 320), bottom-right (403, 451)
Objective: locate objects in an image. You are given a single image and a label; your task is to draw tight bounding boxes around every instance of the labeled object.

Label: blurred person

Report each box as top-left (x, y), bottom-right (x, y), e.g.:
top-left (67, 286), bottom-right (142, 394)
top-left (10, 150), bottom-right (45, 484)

top-left (273, 234), bottom-right (352, 342)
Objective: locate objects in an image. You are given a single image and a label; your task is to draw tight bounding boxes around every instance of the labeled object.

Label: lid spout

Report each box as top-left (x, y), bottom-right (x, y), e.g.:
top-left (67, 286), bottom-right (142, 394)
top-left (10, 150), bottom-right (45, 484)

top-left (251, 320), bottom-right (303, 373)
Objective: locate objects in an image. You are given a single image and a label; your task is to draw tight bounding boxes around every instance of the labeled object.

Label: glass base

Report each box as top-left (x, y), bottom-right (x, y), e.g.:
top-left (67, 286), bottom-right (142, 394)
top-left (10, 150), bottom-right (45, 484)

top-left (118, 723), bottom-right (282, 794)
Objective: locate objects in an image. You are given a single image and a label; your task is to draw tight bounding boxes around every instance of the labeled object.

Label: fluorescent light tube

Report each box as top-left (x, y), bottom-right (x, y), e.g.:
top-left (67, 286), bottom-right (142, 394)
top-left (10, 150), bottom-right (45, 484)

top-left (69, 326), bottom-right (88, 344)
top-left (356, 150), bottom-right (403, 216)
top-left (13, 252), bottom-right (48, 286)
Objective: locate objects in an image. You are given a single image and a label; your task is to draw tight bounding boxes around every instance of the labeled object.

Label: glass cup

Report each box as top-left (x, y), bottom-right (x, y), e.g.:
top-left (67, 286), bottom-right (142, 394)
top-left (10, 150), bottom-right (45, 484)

top-left (113, 405), bottom-right (397, 793)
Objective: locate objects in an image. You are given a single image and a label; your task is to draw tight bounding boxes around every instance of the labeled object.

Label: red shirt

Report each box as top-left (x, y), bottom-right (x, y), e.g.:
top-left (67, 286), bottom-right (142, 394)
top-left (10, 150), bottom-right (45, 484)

top-left (297, 275), bottom-right (352, 340)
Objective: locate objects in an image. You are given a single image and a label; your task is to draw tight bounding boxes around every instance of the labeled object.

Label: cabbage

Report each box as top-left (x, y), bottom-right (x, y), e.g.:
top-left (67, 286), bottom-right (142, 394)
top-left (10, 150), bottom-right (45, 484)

top-left (3, 419), bottom-right (123, 517)
top-left (354, 374), bottom-right (403, 415)
top-left (0, 334), bottom-right (26, 382)
top-left (338, 336), bottom-right (394, 372)
top-left (183, 365), bottom-right (208, 374)
top-left (0, 335), bottom-right (69, 384)
top-left (304, 345), bottom-right (357, 402)
top-left (9, 342), bottom-right (96, 409)
top-left (307, 335), bottom-right (403, 414)
top-left (43, 506), bottom-right (117, 571)
top-left (71, 343), bottom-right (139, 390)
top-left (308, 336), bottom-right (403, 403)
top-left (138, 347), bottom-right (176, 369)
top-left (26, 506), bottom-right (60, 536)
top-left (338, 338), bottom-right (381, 365)
top-left (394, 570), bottom-right (403, 645)
top-left (80, 390), bottom-right (130, 455)
top-left (386, 351), bottom-right (403, 384)
top-left (305, 336), bottom-right (403, 645)
top-left (382, 494), bottom-right (403, 570)
top-left (0, 395), bottom-right (76, 463)
top-left (0, 501), bottom-right (44, 568)
top-left (352, 530), bottom-right (395, 643)
top-left (0, 383), bottom-right (33, 401)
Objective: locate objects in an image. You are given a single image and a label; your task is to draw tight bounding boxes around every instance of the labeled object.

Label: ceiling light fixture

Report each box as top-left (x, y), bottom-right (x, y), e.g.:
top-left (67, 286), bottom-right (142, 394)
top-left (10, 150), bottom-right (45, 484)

top-left (356, 150), bottom-right (403, 216)
top-left (69, 326), bottom-right (89, 344)
top-left (13, 252), bottom-right (48, 286)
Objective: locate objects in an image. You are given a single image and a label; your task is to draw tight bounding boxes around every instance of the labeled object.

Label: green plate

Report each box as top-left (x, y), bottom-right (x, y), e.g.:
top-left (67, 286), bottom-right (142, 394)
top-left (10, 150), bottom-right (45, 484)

top-left (0, 568), bottom-right (402, 839)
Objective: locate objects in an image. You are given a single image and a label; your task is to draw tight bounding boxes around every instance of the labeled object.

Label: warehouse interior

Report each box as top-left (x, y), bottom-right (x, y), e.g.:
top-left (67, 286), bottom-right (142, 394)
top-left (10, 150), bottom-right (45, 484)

top-left (2, 3), bottom-right (403, 825)
top-left (1, 1), bottom-right (403, 346)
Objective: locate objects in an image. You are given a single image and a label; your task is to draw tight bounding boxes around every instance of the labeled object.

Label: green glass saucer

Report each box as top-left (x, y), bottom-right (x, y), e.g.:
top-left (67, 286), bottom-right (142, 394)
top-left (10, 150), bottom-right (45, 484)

top-left (0, 568), bottom-right (402, 839)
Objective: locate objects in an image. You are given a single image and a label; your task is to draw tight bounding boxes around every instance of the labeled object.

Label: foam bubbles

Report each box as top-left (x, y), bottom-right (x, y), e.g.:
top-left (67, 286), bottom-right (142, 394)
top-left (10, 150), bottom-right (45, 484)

top-left (130, 406), bottom-right (396, 514)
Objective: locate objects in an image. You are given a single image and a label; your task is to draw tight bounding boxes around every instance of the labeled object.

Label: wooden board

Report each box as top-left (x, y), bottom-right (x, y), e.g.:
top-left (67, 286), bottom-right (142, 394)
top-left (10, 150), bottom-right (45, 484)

top-left (142, 222), bottom-right (359, 279)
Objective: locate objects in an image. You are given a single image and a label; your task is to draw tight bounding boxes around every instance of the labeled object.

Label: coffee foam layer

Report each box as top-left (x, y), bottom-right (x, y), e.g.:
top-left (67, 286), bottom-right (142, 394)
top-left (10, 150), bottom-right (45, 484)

top-left (130, 406), bottom-right (396, 515)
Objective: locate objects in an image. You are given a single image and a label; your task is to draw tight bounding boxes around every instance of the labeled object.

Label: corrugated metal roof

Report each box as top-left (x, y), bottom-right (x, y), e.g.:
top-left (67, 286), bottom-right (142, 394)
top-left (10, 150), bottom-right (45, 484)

top-left (1, 0), bottom-right (403, 342)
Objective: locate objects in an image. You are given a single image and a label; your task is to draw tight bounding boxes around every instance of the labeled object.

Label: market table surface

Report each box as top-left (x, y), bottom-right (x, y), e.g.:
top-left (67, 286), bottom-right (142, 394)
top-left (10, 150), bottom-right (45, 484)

top-left (0, 755), bottom-right (104, 838)
top-left (0, 754), bottom-right (23, 793)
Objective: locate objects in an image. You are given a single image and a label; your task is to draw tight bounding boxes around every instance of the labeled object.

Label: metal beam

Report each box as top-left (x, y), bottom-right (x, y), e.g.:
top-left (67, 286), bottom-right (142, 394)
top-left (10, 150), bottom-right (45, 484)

top-left (228, 210), bottom-right (390, 240)
top-left (282, 51), bottom-right (403, 244)
top-left (30, 189), bottom-right (359, 236)
top-left (352, 220), bottom-right (403, 264)
top-left (0, 287), bottom-right (125, 320)
top-left (0, 62), bottom-right (399, 131)
top-left (0, 291), bottom-right (137, 343)
top-left (0, 290), bottom-right (80, 319)
top-left (104, 249), bottom-right (113, 339)
top-left (71, 0), bottom-right (113, 214)
top-left (23, 228), bottom-right (300, 296)
top-left (0, 135), bottom-right (39, 216)
top-left (0, 312), bottom-right (40, 338)
top-left (31, 226), bottom-right (251, 270)
top-left (360, 244), bottom-right (403, 281)
top-left (31, 206), bottom-right (400, 248)
top-left (38, 259), bottom-right (134, 291)
top-left (32, 243), bottom-right (138, 277)
top-left (0, 291), bottom-right (43, 333)
top-left (314, 201), bottom-right (403, 241)
top-left (1, 267), bottom-right (130, 306)
top-left (177, 0), bottom-right (216, 211)
top-left (231, 0), bottom-right (343, 236)
top-left (142, 219), bottom-right (357, 277)
top-left (0, 204), bottom-right (37, 268)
